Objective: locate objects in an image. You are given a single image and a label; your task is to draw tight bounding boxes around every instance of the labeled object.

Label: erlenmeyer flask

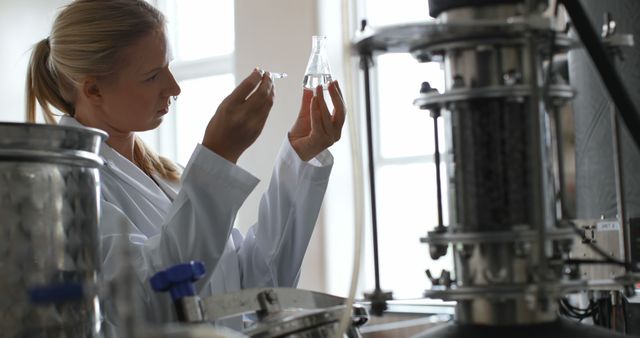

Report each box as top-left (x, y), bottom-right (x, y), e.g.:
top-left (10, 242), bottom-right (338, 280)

top-left (303, 36), bottom-right (333, 89)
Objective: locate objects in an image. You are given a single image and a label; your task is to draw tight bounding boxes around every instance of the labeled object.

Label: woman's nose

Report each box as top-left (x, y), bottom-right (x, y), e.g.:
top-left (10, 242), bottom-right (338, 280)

top-left (165, 70), bottom-right (181, 97)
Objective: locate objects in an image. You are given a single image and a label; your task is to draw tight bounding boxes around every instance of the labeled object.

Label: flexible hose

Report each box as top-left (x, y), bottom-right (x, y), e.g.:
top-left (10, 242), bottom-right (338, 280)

top-left (336, 0), bottom-right (366, 335)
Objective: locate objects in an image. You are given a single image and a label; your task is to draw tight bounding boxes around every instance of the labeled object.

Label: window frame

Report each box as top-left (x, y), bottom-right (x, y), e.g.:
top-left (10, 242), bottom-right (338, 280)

top-left (353, 1), bottom-right (454, 299)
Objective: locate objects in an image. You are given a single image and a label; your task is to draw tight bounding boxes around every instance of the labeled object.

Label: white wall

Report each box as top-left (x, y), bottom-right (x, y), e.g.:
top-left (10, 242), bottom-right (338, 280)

top-left (233, 0), bottom-right (328, 292)
top-left (0, 0), bottom-right (66, 122)
top-left (233, 0), bottom-right (361, 295)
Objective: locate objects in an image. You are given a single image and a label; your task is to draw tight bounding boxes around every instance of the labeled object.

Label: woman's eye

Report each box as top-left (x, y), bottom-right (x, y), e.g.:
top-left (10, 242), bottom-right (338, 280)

top-left (146, 73), bottom-right (159, 82)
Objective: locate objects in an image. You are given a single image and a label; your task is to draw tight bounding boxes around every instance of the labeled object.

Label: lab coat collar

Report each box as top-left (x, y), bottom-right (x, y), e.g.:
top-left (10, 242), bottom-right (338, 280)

top-left (58, 115), bottom-right (175, 208)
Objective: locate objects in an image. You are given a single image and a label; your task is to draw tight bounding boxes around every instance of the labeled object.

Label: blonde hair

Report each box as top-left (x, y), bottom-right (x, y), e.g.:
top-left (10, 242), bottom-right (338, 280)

top-left (26, 0), bottom-right (180, 181)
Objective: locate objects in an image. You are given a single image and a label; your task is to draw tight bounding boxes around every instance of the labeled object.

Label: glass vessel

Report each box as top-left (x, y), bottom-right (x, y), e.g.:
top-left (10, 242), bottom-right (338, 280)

top-left (303, 36), bottom-right (333, 89)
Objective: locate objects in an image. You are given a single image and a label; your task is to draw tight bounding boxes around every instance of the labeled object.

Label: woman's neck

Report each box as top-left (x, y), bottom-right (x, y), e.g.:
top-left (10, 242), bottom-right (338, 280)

top-left (74, 111), bottom-right (136, 163)
top-left (106, 134), bottom-right (136, 163)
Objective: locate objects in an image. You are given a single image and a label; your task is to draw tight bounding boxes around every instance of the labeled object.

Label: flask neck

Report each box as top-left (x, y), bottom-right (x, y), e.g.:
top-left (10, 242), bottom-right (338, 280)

top-left (311, 36), bottom-right (327, 52)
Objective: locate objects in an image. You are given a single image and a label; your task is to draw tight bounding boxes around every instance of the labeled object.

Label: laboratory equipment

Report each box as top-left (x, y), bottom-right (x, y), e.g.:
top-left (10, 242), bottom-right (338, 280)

top-left (257, 69), bottom-right (288, 80)
top-left (150, 262), bottom-right (370, 338)
top-left (205, 288), bottom-right (368, 338)
top-left (269, 72), bottom-right (287, 80)
top-left (353, 0), bottom-right (639, 336)
top-left (150, 261), bottom-right (207, 323)
top-left (303, 35), bottom-right (333, 89)
top-left (0, 122), bottom-right (106, 337)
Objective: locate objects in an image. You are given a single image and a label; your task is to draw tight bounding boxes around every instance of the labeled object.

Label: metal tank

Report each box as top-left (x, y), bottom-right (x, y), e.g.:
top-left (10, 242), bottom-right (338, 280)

top-left (417, 0), bottom-right (573, 325)
top-left (0, 122), bottom-right (106, 337)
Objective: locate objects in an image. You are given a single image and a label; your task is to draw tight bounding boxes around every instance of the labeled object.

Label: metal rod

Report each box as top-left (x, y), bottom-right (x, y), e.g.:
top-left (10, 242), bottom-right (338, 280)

top-left (553, 106), bottom-right (567, 220)
top-left (543, 26), bottom-right (568, 220)
top-left (360, 53), bottom-right (382, 291)
top-left (526, 32), bottom-right (549, 281)
top-left (609, 102), bottom-right (631, 265)
top-left (432, 111), bottom-right (444, 229)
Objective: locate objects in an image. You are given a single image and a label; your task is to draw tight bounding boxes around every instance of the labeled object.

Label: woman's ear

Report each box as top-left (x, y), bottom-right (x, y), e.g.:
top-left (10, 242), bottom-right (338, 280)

top-left (81, 76), bottom-right (103, 105)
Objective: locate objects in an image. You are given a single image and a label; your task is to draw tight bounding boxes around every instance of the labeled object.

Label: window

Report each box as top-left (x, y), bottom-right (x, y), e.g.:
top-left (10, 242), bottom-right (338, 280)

top-left (140, 0), bottom-right (235, 166)
top-left (356, 1), bottom-right (453, 300)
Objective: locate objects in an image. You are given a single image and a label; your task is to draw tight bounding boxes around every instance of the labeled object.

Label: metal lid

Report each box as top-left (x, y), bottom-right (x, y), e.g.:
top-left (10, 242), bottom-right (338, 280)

top-left (0, 122), bottom-right (106, 167)
top-left (244, 305), bottom-right (347, 338)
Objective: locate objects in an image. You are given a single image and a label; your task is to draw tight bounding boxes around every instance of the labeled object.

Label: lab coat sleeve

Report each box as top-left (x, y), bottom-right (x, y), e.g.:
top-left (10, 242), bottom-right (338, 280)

top-left (99, 144), bottom-right (259, 326)
top-left (236, 139), bottom-right (333, 288)
top-left (156, 144), bottom-right (259, 277)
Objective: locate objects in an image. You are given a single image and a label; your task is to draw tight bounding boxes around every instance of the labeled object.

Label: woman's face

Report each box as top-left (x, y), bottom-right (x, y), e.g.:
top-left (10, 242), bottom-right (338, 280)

top-left (96, 29), bottom-right (181, 133)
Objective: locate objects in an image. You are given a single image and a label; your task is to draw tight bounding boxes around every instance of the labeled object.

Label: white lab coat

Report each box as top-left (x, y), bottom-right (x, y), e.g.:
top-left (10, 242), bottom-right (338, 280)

top-left (59, 116), bottom-right (333, 331)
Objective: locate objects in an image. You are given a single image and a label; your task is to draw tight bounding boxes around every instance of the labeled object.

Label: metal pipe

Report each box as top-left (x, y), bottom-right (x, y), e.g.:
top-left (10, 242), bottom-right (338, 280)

top-left (525, 31), bottom-right (549, 283)
top-left (432, 111), bottom-right (445, 230)
top-left (360, 53), bottom-right (383, 292)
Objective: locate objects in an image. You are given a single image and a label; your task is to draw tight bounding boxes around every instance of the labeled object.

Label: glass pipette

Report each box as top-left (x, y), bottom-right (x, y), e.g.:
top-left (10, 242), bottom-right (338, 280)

top-left (258, 69), bottom-right (288, 80)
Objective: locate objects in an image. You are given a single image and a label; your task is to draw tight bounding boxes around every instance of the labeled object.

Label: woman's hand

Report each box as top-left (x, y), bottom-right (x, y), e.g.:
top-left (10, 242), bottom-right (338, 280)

top-left (202, 69), bottom-right (274, 163)
top-left (288, 81), bottom-right (346, 161)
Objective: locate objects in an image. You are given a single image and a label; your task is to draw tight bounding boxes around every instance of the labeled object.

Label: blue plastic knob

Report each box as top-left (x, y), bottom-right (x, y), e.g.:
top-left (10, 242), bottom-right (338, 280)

top-left (150, 261), bottom-right (206, 301)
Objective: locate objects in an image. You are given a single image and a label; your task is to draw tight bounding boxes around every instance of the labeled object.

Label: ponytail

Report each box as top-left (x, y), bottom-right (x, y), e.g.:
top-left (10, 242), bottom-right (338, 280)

top-left (26, 38), bottom-right (74, 123)
top-left (134, 137), bottom-right (181, 182)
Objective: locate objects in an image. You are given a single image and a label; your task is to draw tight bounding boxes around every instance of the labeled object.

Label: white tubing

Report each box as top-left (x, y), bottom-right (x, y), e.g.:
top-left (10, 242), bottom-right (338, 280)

top-left (337, 0), bottom-right (366, 335)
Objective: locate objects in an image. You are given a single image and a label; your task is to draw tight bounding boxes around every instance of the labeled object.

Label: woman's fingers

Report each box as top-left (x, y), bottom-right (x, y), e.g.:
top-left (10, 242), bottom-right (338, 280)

top-left (315, 86), bottom-right (333, 137)
top-left (310, 93), bottom-right (324, 136)
top-left (297, 88), bottom-right (314, 117)
top-left (245, 72), bottom-right (274, 107)
top-left (239, 73), bottom-right (274, 130)
top-left (226, 68), bottom-right (263, 104)
top-left (329, 81), bottom-right (346, 137)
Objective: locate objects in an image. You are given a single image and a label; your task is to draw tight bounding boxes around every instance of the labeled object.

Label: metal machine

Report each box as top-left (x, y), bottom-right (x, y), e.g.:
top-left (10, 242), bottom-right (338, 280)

top-left (146, 262), bottom-right (369, 338)
top-left (354, 0), bottom-right (640, 336)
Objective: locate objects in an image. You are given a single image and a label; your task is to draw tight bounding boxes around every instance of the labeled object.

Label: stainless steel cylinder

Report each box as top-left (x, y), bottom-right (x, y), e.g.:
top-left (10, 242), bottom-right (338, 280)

top-left (445, 39), bottom-right (558, 326)
top-left (0, 122), bottom-right (105, 337)
top-left (416, 1), bottom-right (575, 326)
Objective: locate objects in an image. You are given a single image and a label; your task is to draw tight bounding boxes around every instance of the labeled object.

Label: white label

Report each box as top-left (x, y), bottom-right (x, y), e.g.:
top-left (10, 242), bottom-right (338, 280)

top-left (596, 221), bottom-right (620, 232)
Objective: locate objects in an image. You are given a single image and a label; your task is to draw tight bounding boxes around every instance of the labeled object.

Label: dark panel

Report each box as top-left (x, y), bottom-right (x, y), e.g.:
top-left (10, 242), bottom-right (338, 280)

top-left (569, 0), bottom-right (640, 219)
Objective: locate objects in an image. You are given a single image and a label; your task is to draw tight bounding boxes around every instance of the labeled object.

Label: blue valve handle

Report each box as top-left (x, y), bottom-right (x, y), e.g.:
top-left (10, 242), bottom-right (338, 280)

top-left (150, 261), bottom-right (205, 301)
top-left (29, 282), bottom-right (84, 304)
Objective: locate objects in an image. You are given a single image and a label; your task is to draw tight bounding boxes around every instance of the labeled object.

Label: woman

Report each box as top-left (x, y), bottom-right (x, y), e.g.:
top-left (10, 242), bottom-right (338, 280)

top-left (25, 0), bottom-right (345, 333)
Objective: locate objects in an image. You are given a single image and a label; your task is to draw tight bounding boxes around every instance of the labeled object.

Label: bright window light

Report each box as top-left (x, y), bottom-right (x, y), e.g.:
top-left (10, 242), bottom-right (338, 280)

top-left (164, 0), bottom-right (235, 61)
top-left (377, 54), bottom-right (445, 158)
top-left (375, 163), bottom-right (451, 299)
top-left (175, 74), bottom-right (235, 166)
top-left (364, 0), bottom-right (433, 26)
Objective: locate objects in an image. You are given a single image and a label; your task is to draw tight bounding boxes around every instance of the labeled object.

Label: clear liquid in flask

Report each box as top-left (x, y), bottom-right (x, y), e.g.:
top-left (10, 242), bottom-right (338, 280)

top-left (303, 36), bottom-right (333, 90)
top-left (303, 73), bottom-right (333, 89)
